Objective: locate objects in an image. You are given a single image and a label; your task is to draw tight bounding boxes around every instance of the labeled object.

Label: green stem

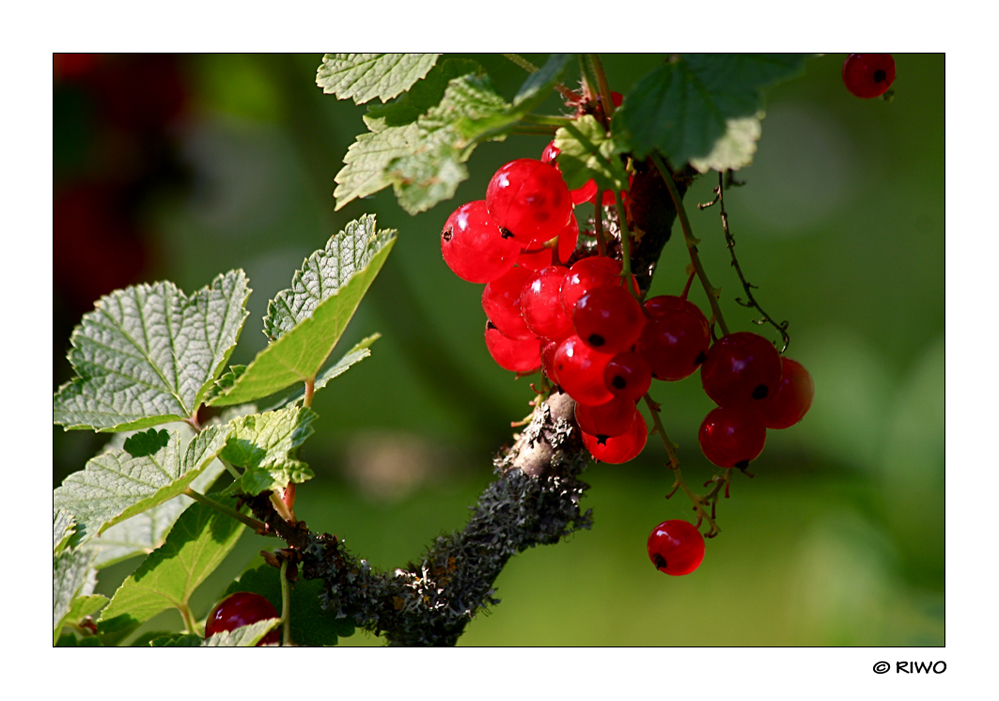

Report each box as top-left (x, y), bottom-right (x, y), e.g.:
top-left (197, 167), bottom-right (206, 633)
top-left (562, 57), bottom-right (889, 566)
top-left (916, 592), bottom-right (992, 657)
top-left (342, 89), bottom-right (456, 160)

top-left (177, 602), bottom-right (199, 635)
top-left (280, 559), bottom-right (292, 646)
top-left (183, 488), bottom-right (270, 533)
top-left (520, 113), bottom-right (574, 128)
top-left (586, 54), bottom-right (615, 123)
top-left (593, 189), bottom-right (607, 256)
top-left (303, 378), bottom-right (315, 408)
top-left (219, 457), bottom-right (242, 481)
top-left (649, 152), bottom-right (730, 336)
top-left (511, 124), bottom-right (560, 136)
top-left (503, 53), bottom-right (579, 102)
top-left (614, 192), bottom-right (639, 299)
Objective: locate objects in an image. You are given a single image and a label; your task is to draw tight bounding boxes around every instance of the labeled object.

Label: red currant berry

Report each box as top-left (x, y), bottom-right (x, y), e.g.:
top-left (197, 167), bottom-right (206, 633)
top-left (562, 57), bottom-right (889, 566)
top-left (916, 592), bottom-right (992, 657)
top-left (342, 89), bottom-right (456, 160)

top-left (759, 357), bottom-right (814, 429)
top-left (517, 215), bottom-right (579, 270)
top-left (700, 332), bottom-right (783, 408)
top-left (698, 405), bottom-right (767, 468)
top-left (638, 309), bottom-right (710, 381)
top-left (441, 200), bottom-right (520, 283)
top-left (842, 53), bottom-right (896, 99)
top-left (581, 407), bottom-right (648, 464)
top-left (482, 266), bottom-right (534, 340)
top-left (485, 322), bottom-right (542, 373)
top-left (574, 395), bottom-right (638, 439)
top-left (540, 339), bottom-right (561, 383)
top-left (603, 351), bottom-right (652, 401)
top-left (486, 159), bottom-right (573, 245)
top-left (560, 255), bottom-right (639, 316)
top-left (205, 592), bottom-right (280, 645)
top-left (553, 334), bottom-right (614, 405)
top-left (647, 520), bottom-right (705, 576)
top-left (644, 295), bottom-right (704, 320)
top-left (520, 266), bottom-right (573, 341)
top-left (572, 285), bottom-right (646, 354)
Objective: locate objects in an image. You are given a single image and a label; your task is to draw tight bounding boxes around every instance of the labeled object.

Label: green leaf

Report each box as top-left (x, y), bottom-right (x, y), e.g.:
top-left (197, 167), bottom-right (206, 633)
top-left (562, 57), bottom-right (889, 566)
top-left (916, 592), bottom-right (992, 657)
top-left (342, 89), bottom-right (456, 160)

top-left (83, 451), bottom-right (230, 569)
top-left (203, 618), bottom-right (281, 646)
top-left (553, 115), bottom-right (629, 191)
top-left (53, 270), bottom-right (251, 432)
top-left (147, 632), bottom-right (204, 647)
top-left (98, 497), bottom-right (245, 634)
top-left (616, 54), bottom-right (810, 165)
top-left (689, 113), bottom-right (764, 173)
top-left (220, 405), bottom-right (317, 495)
top-left (53, 547), bottom-right (99, 642)
top-left (316, 54), bottom-right (440, 104)
top-left (334, 72), bottom-right (511, 214)
top-left (54, 508), bottom-right (75, 555)
top-left (264, 334), bottom-right (380, 411)
top-left (456, 53), bottom-right (571, 142)
top-left (54, 424), bottom-right (230, 545)
top-left (224, 562), bottom-right (353, 645)
top-left (366, 58), bottom-right (483, 127)
top-left (209, 215), bottom-right (396, 406)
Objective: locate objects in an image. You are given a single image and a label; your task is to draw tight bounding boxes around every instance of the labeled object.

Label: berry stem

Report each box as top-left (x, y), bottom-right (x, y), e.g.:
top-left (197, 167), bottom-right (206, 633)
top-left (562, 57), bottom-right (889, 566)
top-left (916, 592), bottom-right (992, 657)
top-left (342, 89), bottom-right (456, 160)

top-left (520, 114), bottom-right (574, 128)
top-left (503, 53), bottom-right (579, 102)
top-left (613, 191), bottom-right (639, 299)
top-left (642, 394), bottom-right (720, 536)
top-left (592, 190), bottom-right (607, 256)
top-left (182, 487), bottom-right (271, 534)
top-left (649, 152), bottom-right (730, 337)
top-left (279, 559), bottom-right (292, 646)
top-left (585, 54), bottom-right (615, 125)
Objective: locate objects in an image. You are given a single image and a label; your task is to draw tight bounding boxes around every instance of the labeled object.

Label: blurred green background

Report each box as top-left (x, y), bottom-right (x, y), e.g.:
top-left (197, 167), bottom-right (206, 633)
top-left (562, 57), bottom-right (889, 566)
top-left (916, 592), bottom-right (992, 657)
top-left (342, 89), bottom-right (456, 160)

top-left (53, 54), bottom-right (944, 646)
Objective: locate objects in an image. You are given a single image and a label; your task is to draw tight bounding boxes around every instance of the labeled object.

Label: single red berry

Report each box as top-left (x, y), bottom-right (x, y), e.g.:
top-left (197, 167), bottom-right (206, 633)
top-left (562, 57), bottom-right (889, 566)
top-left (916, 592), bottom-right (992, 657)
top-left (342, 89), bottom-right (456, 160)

top-left (553, 334), bottom-right (614, 405)
top-left (205, 592), bottom-right (281, 645)
top-left (574, 395), bottom-right (638, 439)
top-left (520, 266), bottom-right (573, 341)
top-left (759, 357), bottom-right (814, 429)
top-left (700, 332), bottom-right (783, 408)
top-left (581, 407), bottom-right (648, 464)
top-left (486, 159), bottom-right (573, 245)
top-left (573, 285), bottom-right (647, 355)
top-left (540, 339), bottom-right (561, 384)
top-left (698, 405), bottom-right (767, 468)
top-left (482, 266), bottom-right (534, 340)
top-left (441, 200), bottom-right (520, 283)
top-left (485, 322), bottom-right (542, 374)
top-left (560, 255), bottom-right (639, 316)
top-left (638, 308), bottom-right (710, 381)
top-left (603, 351), bottom-right (652, 401)
top-left (517, 215), bottom-right (579, 270)
top-left (647, 520), bottom-right (705, 576)
top-left (644, 295), bottom-right (704, 320)
top-left (842, 54), bottom-right (896, 99)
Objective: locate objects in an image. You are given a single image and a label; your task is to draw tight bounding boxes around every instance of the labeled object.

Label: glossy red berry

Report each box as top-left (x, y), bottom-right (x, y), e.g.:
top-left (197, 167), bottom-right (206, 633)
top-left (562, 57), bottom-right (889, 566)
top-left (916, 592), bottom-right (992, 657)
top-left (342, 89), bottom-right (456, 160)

top-left (842, 54), bottom-right (896, 99)
top-left (517, 215), bottom-right (579, 270)
top-left (581, 407), bottom-right (648, 464)
top-left (482, 266), bottom-right (534, 340)
top-left (205, 592), bottom-right (280, 645)
top-left (485, 322), bottom-right (542, 373)
top-left (560, 255), bottom-right (639, 316)
top-left (759, 357), bottom-right (814, 429)
top-left (638, 308), bottom-right (710, 381)
top-left (486, 159), bottom-right (573, 245)
top-left (520, 266), bottom-right (573, 341)
top-left (647, 520), bottom-right (705, 576)
top-left (573, 285), bottom-right (646, 354)
top-left (574, 395), bottom-right (638, 439)
top-left (698, 405), bottom-right (767, 468)
top-left (553, 334), bottom-right (614, 405)
top-left (700, 332), bottom-right (783, 408)
top-left (441, 200), bottom-right (520, 283)
top-left (644, 295), bottom-right (703, 320)
top-left (603, 351), bottom-right (652, 401)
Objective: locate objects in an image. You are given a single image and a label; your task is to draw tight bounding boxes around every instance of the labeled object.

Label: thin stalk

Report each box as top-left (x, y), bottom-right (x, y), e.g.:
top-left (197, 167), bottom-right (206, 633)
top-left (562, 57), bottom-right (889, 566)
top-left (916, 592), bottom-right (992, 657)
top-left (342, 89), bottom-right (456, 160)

top-left (649, 152), bottom-right (730, 336)
top-left (593, 189), bottom-right (607, 256)
top-left (280, 559), bottom-right (292, 646)
top-left (586, 54), bottom-right (615, 123)
top-left (303, 379), bottom-right (315, 408)
top-left (503, 53), bottom-right (579, 102)
top-left (183, 488), bottom-right (270, 533)
top-left (520, 113), bottom-right (574, 128)
top-left (177, 602), bottom-right (198, 635)
top-left (613, 192), bottom-right (639, 300)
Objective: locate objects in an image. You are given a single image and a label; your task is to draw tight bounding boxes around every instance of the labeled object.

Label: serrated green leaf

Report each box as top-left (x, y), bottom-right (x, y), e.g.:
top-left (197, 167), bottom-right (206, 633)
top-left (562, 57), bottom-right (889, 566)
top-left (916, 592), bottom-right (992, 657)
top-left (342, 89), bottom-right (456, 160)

top-left (220, 405), bottom-right (317, 495)
top-left (224, 562), bottom-right (353, 645)
top-left (553, 115), bottom-right (629, 192)
top-left (689, 114), bottom-right (764, 173)
top-left (264, 334), bottom-right (380, 411)
top-left (616, 54), bottom-right (810, 165)
top-left (123, 428), bottom-right (171, 457)
top-left (53, 547), bottom-right (99, 642)
top-left (147, 632), bottom-right (204, 646)
top-left (366, 58), bottom-right (483, 127)
top-left (203, 618), bottom-right (281, 646)
top-left (54, 424), bottom-right (230, 545)
top-left (209, 215), bottom-right (395, 406)
top-left (83, 453), bottom-right (230, 569)
top-left (53, 270), bottom-right (251, 432)
top-left (316, 54), bottom-right (439, 104)
top-left (98, 497), bottom-right (245, 634)
top-left (54, 508), bottom-right (75, 555)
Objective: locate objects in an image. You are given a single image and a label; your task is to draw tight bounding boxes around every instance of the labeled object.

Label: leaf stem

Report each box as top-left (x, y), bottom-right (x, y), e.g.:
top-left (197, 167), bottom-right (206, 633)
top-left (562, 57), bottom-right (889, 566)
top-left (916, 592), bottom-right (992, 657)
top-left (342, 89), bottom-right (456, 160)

top-left (586, 54), bottom-right (615, 123)
top-left (183, 488), bottom-right (270, 534)
top-left (520, 113), bottom-right (574, 128)
top-left (177, 601), bottom-right (199, 636)
top-left (503, 53), bottom-right (579, 102)
top-left (649, 152), bottom-right (730, 336)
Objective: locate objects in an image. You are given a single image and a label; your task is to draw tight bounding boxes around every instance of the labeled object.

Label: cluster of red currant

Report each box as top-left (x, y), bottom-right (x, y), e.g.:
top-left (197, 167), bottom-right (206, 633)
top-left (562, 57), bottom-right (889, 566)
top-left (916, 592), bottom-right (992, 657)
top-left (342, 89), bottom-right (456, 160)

top-left (440, 95), bottom-right (815, 577)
